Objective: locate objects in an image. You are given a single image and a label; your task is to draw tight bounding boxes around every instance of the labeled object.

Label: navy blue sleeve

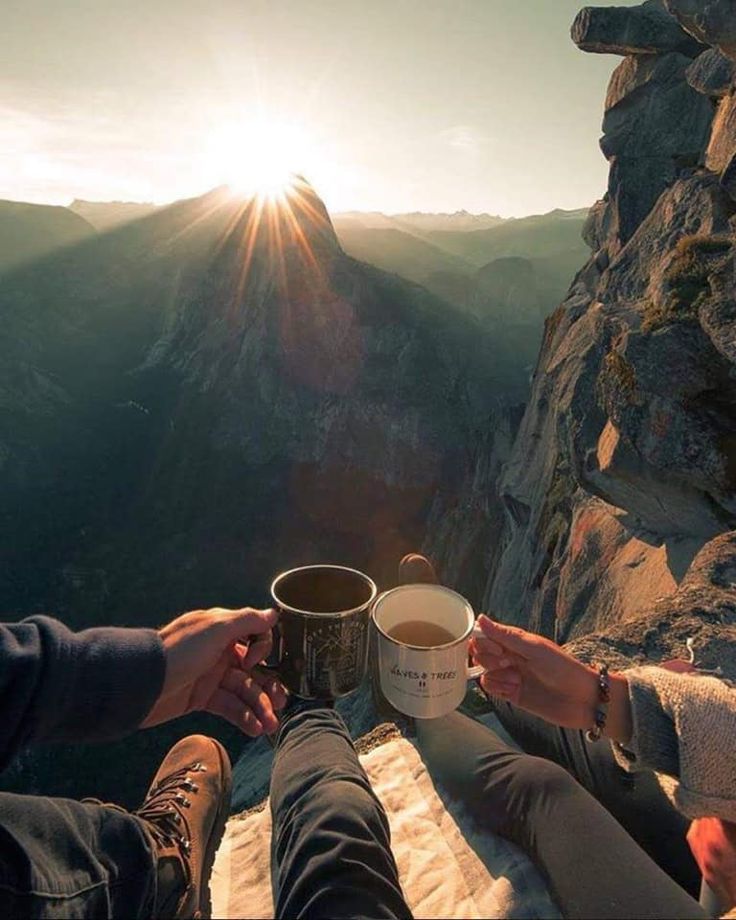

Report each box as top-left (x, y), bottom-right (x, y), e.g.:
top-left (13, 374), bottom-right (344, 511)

top-left (0, 615), bottom-right (166, 770)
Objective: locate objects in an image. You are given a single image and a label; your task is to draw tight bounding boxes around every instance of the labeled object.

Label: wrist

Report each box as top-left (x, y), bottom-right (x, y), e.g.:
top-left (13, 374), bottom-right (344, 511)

top-left (603, 673), bottom-right (632, 745)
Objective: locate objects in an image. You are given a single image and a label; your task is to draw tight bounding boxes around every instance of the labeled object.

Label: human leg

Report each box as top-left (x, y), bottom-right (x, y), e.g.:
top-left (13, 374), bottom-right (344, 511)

top-left (270, 705), bottom-right (412, 920)
top-left (491, 699), bottom-right (701, 896)
top-left (0, 734), bottom-right (231, 919)
top-left (417, 711), bottom-right (706, 920)
top-left (0, 792), bottom-right (156, 918)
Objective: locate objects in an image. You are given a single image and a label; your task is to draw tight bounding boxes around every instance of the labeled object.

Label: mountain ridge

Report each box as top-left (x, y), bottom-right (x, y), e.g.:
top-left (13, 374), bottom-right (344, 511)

top-left (0, 199), bottom-right (96, 272)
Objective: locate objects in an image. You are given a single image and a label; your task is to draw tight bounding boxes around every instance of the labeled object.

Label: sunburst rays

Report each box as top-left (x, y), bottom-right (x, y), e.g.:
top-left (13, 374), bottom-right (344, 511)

top-left (220, 176), bottom-right (335, 308)
top-left (159, 176), bottom-right (360, 395)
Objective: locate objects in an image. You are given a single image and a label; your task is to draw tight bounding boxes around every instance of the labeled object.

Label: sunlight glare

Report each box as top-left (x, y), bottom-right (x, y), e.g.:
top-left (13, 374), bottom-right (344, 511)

top-left (206, 117), bottom-right (316, 202)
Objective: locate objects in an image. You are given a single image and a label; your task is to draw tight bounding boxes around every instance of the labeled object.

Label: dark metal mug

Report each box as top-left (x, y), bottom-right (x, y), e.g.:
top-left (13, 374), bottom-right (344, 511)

top-left (269, 565), bottom-right (377, 700)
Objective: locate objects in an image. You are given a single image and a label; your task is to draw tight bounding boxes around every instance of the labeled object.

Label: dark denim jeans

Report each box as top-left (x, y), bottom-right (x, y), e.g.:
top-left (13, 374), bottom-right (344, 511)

top-left (0, 793), bottom-right (156, 917)
top-left (270, 706), bottom-right (411, 919)
top-left (0, 708), bottom-right (412, 920)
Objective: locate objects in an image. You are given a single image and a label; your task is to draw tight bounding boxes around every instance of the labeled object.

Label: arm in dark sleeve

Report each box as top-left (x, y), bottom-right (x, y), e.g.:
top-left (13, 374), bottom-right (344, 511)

top-left (0, 614), bottom-right (166, 770)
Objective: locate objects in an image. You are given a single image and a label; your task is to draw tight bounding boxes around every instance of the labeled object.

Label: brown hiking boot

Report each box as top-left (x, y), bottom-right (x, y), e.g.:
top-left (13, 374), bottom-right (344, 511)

top-left (135, 735), bottom-right (232, 919)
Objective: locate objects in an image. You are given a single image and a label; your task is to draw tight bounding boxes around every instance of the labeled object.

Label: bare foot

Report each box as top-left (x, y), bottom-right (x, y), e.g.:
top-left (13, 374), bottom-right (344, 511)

top-left (398, 553), bottom-right (439, 586)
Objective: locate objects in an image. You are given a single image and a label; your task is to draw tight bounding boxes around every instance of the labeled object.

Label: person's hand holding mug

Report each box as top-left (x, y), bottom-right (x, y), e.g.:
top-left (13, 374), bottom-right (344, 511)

top-left (470, 615), bottom-right (633, 744)
top-left (142, 606), bottom-right (288, 736)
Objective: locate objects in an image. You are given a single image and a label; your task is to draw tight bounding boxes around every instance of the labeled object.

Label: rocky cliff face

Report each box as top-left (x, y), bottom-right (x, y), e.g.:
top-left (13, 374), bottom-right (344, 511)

top-left (434, 0), bottom-right (736, 668)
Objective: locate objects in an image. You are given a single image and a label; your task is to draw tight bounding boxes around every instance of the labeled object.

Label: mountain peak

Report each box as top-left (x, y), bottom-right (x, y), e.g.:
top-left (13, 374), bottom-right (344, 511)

top-left (221, 175), bottom-right (341, 261)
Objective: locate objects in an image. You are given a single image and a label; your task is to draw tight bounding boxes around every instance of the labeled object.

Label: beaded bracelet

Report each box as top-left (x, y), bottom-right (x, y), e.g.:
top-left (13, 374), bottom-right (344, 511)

top-left (585, 664), bottom-right (610, 743)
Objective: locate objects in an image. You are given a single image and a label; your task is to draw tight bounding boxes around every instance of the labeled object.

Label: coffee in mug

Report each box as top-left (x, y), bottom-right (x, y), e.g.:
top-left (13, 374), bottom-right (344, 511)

top-left (270, 564), bottom-right (377, 700)
top-left (372, 584), bottom-right (484, 719)
top-left (386, 621), bottom-right (456, 647)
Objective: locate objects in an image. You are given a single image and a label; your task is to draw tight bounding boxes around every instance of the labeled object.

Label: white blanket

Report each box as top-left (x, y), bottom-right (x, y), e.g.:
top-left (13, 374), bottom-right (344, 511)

top-left (211, 734), bottom-right (559, 919)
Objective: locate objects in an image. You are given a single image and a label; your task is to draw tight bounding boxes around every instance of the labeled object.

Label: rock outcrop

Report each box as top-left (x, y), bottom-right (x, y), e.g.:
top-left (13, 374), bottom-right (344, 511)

top-left (567, 531), bottom-right (736, 680)
top-left (601, 50), bottom-right (714, 246)
top-left (686, 47), bottom-right (736, 96)
top-left (665, 0), bottom-right (736, 59)
top-left (572, 0), bottom-right (706, 56)
top-left (573, 5), bottom-right (715, 254)
top-left (433, 0), bottom-right (736, 657)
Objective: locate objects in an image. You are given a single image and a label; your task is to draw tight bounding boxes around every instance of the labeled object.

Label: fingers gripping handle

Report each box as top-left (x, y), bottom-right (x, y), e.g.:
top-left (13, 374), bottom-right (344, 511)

top-left (261, 623), bottom-right (283, 674)
top-left (468, 624), bottom-right (486, 680)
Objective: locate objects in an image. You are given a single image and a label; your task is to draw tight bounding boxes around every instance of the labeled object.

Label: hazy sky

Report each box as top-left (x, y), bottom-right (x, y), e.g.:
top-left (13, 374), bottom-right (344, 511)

top-left (1, 0), bottom-right (639, 216)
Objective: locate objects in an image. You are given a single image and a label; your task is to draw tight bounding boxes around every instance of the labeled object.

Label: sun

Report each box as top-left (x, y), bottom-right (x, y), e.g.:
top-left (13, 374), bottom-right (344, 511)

top-left (205, 117), bottom-right (315, 202)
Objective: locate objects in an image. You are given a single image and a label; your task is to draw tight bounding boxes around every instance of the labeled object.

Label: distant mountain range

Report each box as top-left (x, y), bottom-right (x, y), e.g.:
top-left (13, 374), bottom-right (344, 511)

top-left (331, 225), bottom-right (476, 286)
top-left (2, 195), bottom-right (588, 373)
top-left (2, 180), bottom-right (528, 631)
top-left (333, 210), bottom-right (505, 233)
top-left (0, 199), bottom-right (95, 272)
top-left (334, 206), bottom-right (590, 373)
top-left (0, 193), bottom-right (590, 603)
top-left (69, 198), bottom-right (158, 231)
top-left (332, 206), bottom-right (588, 291)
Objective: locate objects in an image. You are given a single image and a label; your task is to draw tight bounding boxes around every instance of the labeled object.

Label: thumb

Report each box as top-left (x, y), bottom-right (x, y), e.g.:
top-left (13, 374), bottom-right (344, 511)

top-left (477, 614), bottom-right (533, 658)
top-left (223, 607), bottom-right (279, 642)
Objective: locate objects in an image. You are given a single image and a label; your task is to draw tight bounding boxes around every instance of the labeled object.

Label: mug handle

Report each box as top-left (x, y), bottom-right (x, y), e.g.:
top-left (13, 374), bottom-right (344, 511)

top-left (467, 624), bottom-right (486, 680)
top-left (259, 622), bottom-right (283, 673)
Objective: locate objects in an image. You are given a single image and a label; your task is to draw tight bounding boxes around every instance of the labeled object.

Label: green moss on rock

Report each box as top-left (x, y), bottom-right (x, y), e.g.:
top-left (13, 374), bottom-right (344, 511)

top-left (643, 234), bottom-right (733, 331)
top-left (604, 350), bottom-right (638, 399)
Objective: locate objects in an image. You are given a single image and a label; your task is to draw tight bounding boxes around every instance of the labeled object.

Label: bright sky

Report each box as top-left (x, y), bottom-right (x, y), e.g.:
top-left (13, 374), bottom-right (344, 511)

top-left (1, 0), bottom-right (639, 217)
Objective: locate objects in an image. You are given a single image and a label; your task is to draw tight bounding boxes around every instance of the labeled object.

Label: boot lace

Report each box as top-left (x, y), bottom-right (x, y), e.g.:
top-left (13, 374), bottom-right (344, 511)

top-left (136, 761), bottom-right (208, 857)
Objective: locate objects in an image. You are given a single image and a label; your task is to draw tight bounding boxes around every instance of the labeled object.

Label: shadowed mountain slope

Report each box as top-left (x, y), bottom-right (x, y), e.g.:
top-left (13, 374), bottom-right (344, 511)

top-left (425, 208), bottom-right (590, 268)
top-left (0, 200), bottom-right (96, 273)
top-left (1, 179), bottom-right (522, 629)
top-left (333, 224), bottom-right (475, 288)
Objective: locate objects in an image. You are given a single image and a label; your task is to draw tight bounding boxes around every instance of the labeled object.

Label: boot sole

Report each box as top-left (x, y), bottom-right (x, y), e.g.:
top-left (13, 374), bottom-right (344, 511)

top-left (199, 739), bottom-right (233, 919)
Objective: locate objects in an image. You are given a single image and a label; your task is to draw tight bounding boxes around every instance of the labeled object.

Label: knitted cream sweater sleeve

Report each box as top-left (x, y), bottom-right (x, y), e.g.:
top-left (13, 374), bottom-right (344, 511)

top-left (612, 666), bottom-right (736, 822)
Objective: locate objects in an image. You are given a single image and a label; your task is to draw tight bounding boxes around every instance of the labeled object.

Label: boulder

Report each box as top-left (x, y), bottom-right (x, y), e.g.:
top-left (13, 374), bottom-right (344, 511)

top-left (572, 0), bottom-right (707, 56)
top-left (598, 53), bottom-right (714, 244)
top-left (607, 155), bottom-right (679, 245)
top-left (700, 290), bottom-right (736, 361)
top-left (665, 0), bottom-right (736, 60)
top-left (696, 229), bottom-right (736, 360)
top-left (606, 53), bottom-right (662, 110)
top-left (567, 531), bottom-right (736, 680)
top-left (553, 495), bottom-right (680, 639)
top-left (686, 47), bottom-right (736, 96)
top-left (595, 322), bottom-right (736, 529)
top-left (706, 90), bottom-right (736, 172)
top-left (602, 172), bottom-right (734, 306)
top-left (601, 53), bottom-right (713, 160)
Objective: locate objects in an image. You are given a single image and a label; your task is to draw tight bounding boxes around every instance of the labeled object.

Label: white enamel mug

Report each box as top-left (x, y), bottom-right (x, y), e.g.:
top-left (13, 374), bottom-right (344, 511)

top-left (372, 583), bottom-right (484, 719)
